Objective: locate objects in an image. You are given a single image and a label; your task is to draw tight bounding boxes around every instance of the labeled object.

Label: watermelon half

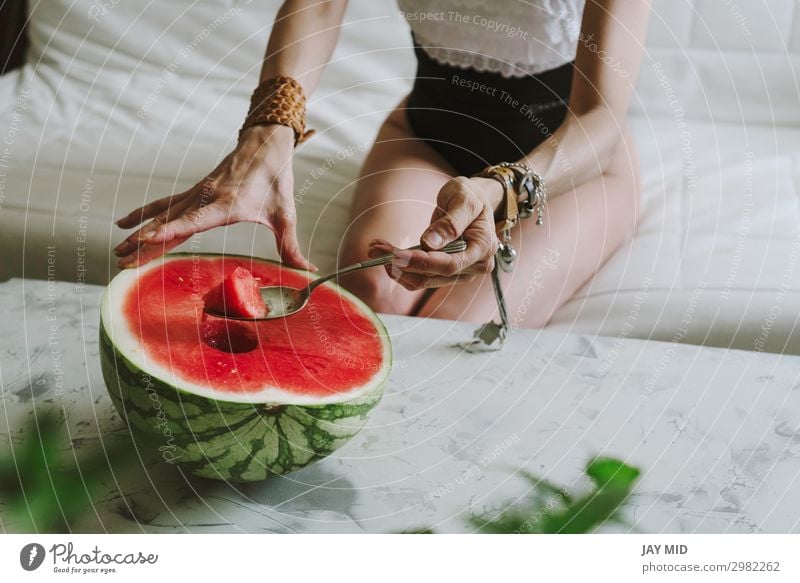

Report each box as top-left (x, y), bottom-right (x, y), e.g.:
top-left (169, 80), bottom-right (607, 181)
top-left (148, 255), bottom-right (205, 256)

top-left (100, 253), bottom-right (391, 482)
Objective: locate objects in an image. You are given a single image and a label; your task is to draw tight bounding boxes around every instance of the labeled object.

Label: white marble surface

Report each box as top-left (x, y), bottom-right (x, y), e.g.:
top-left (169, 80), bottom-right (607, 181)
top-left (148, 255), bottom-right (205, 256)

top-left (1, 277), bottom-right (799, 533)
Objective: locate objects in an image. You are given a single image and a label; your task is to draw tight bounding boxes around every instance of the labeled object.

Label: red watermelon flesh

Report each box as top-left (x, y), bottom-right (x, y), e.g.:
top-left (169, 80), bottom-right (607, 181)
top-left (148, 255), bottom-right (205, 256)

top-left (203, 266), bottom-right (268, 318)
top-left (121, 256), bottom-right (387, 398)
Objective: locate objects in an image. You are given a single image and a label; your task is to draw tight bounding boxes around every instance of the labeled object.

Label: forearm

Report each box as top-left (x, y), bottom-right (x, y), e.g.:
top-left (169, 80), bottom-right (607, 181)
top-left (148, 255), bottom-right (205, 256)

top-left (519, 106), bottom-right (624, 198)
top-left (260, 0), bottom-right (348, 96)
top-left (475, 0), bottom-right (649, 213)
top-left (241, 0), bottom-right (347, 146)
top-left (474, 107), bottom-right (623, 214)
top-left (520, 0), bottom-right (650, 199)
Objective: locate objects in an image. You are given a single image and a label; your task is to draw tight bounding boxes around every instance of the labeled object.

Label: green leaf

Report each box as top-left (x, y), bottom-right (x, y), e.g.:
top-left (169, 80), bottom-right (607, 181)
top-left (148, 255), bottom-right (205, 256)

top-left (516, 470), bottom-right (573, 505)
top-left (467, 456), bottom-right (642, 535)
top-left (586, 457), bottom-right (640, 489)
top-left (0, 410), bottom-right (135, 532)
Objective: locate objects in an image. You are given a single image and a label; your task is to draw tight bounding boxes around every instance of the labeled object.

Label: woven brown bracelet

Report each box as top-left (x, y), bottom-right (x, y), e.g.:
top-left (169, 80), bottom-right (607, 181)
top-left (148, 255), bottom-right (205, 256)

top-left (476, 164), bottom-right (519, 233)
top-left (239, 76), bottom-right (315, 146)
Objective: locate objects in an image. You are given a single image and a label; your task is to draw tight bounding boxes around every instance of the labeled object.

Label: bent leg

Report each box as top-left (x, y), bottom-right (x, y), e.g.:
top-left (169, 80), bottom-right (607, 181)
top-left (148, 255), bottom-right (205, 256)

top-left (339, 103), bottom-right (456, 315)
top-left (417, 128), bottom-right (641, 327)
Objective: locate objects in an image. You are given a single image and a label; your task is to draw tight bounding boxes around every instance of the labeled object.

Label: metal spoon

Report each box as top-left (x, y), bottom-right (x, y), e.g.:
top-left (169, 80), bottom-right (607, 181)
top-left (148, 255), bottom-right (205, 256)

top-left (208, 239), bottom-right (468, 321)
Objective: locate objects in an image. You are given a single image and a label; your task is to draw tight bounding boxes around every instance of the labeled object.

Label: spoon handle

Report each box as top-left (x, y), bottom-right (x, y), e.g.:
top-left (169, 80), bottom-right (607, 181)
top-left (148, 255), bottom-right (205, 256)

top-left (305, 239), bottom-right (467, 294)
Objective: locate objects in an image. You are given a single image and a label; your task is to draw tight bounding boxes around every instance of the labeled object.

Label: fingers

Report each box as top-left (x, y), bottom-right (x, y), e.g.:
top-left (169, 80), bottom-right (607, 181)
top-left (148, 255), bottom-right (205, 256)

top-left (114, 202), bottom-right (230, 268)
top-left (113, 195), bottom-right (194, 258)
top-left (364, 179), bottom-right (498, 289)
top-left (420, 180), bottom-right (482, 250)
top-left (141, 203), bottom-right (231, 244)
top-left (390, 204), bottom-right (497, 281)
top-left (367, 239), bottom-right (392, 259)
top-left (115, 191), bottom-right (190, 229)
top-left (271, 211), bottom-right (317, 271)
top-left (390, 271), bottom-right (478, 291)
top-left (366, 237), bottom-right (495, 291)
top-left (117, 235), bottom-right (191, 269)
top-left (390, 245), bottom-right (488, 277)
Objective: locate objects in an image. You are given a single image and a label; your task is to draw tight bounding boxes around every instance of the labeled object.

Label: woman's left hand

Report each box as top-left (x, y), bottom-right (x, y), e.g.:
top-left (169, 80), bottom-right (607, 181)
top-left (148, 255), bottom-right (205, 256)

top-left (369, 176), bottom-right (501, 290)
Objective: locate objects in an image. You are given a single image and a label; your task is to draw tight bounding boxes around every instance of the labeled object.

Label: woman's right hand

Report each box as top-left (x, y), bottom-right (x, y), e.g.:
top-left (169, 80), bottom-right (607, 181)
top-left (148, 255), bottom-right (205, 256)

top-left (113, 123), bottom-right (316, 271)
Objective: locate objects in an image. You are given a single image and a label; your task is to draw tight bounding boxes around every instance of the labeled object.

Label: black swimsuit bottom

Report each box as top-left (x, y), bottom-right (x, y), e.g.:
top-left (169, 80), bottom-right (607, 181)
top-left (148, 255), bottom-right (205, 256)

top-left (406, 41), bottom-right (573, 176)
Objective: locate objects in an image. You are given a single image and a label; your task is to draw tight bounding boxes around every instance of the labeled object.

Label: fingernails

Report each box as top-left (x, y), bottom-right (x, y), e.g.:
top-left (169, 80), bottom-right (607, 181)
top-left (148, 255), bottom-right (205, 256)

top-left (113, 241), bottom-right (133, 255)
top-left (118, 256), bottom-right (134, 268)
top-left (389, 264), bottom-right (402, 279)
top-left (116, 215), bottom-right (135, 227)
top-left (422, 230), bottom-right (444, 249)
top-left (392, 250), bottom-right (411, 268)
top-left (369, 244), bottom-right (392, 257)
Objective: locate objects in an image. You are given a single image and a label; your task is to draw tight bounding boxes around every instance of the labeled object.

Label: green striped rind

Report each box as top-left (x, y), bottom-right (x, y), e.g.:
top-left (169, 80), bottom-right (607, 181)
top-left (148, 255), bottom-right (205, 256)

top-left (99, 322), bottom-right (385, 482)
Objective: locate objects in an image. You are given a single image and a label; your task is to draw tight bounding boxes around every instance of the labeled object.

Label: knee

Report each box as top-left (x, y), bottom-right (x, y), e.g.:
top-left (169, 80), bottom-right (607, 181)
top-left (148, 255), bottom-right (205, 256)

top-left (340, 270), bottom-right (405, 315)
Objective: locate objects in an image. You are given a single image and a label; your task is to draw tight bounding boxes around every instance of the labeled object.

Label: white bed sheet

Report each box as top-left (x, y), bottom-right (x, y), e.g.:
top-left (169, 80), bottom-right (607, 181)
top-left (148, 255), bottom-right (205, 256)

top-left (1, 0), bottom-right (799, 354)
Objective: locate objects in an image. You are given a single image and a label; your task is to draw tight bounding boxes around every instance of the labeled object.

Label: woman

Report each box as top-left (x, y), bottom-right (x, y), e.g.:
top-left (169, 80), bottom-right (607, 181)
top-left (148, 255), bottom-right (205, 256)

top-left (114, 0), bottom-right (649, 328)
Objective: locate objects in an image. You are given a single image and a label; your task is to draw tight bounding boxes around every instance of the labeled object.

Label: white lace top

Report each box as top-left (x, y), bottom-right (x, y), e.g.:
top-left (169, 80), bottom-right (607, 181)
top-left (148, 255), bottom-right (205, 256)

top-left (397, 0), bottom-right (586, 77)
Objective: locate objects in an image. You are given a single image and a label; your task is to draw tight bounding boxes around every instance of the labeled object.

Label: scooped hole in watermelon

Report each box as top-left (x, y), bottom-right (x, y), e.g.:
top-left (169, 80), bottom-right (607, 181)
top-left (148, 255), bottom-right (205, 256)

top-left (200, 319), bottom-right (259, 354)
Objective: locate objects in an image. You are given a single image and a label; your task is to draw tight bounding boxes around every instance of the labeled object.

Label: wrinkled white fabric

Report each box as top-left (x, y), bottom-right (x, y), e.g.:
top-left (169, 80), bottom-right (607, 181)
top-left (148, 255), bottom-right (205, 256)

top-left (397, 0), bottom-right (586, 76)
top-left (3, 0), bottom-right (800, 354)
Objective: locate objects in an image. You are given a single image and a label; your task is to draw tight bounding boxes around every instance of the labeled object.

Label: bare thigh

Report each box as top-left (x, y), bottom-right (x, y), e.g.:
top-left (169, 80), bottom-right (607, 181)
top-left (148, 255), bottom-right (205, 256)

top-left (339, 102), bottom-right (456, 314)
top-left (417, 128), bottom-right (641, 327)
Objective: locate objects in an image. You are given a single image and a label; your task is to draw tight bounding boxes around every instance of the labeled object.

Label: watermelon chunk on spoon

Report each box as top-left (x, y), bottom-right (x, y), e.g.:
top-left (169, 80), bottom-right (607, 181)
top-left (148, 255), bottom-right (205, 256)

top-left (203, 266), bottom-right (268, 318)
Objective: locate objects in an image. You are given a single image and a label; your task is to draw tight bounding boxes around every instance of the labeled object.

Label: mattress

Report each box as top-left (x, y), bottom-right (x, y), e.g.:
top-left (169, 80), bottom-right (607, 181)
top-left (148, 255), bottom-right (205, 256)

top-left (1, 0), bottom-right (799, 354)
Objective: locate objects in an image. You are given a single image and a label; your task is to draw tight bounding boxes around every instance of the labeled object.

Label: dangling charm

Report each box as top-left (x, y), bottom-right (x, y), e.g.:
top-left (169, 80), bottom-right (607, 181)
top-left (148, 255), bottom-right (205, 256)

top-left (459, 257), bottom-right (510, 352)
top-left (459, 160), bottom-right (547, 353)
top-left (497, 235), bottom-right (517, 273)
